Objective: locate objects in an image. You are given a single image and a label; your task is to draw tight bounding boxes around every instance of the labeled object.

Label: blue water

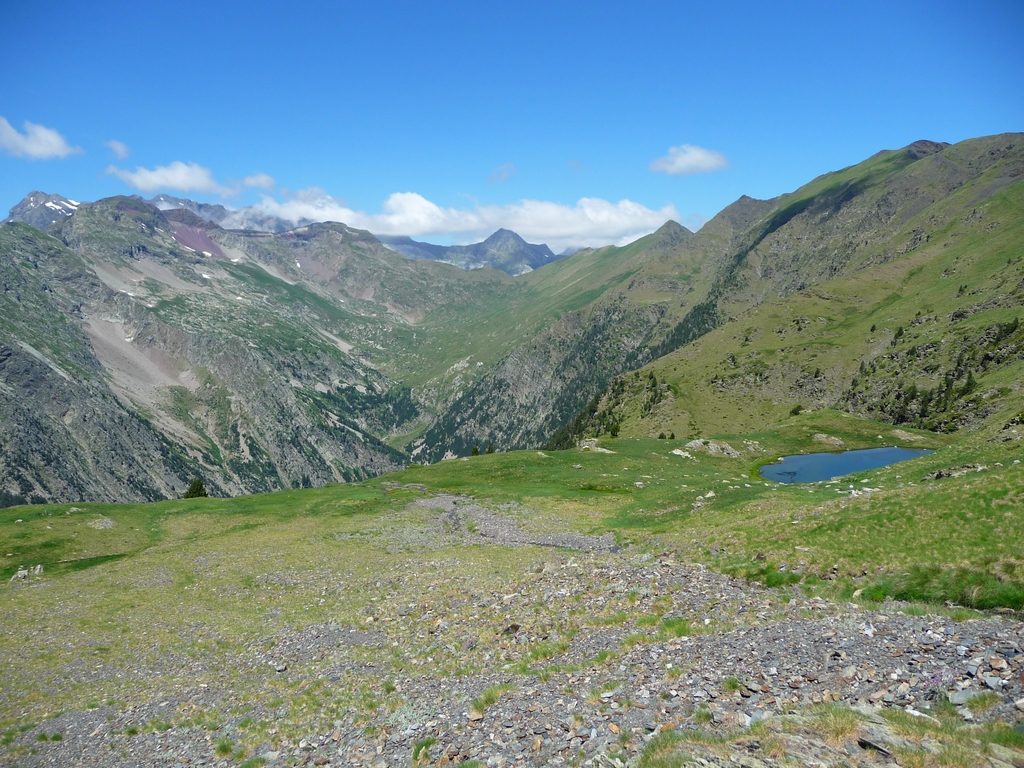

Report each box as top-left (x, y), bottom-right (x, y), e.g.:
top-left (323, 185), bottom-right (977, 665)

top-left (759, 446), bottom-right (933, 483)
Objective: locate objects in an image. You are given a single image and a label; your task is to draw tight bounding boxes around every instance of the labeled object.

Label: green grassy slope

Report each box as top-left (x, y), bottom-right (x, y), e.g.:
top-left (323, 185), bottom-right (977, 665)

top-left (567, 135), bottom-right (1023, 444)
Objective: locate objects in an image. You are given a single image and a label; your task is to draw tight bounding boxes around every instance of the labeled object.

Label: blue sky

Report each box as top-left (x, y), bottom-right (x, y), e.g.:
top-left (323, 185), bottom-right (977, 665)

top-left (2, 0), bottom-right (1021, 249)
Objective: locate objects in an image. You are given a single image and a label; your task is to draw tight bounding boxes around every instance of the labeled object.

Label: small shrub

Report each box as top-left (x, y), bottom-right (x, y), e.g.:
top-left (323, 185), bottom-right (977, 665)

top-left (470, 684), bottom-right (513, 716)
top-left (659, 617), bottom-right (692, 638)
top-left (693, 705), bottom-right (713, 724)
top-left (183, 478), bottom-right (208, 498)
top-left (411, 736), bottom-right (437, 765)
top-left (790, 404), bottom-right (803, 416)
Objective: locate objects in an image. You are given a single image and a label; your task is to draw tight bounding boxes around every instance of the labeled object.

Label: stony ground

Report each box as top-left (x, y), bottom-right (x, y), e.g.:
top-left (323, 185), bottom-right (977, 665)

top-left (3, 494), bottom-right (1023, 767)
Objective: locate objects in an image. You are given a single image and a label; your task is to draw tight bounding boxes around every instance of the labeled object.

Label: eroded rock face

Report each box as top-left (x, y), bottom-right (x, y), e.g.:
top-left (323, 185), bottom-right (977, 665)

top-left (0, 211), bottom-right (418, 504)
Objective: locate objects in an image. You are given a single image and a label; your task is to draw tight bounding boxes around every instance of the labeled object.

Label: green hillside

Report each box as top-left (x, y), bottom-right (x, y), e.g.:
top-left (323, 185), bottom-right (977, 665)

top-left (563, 135), bottom-right (1024, 446)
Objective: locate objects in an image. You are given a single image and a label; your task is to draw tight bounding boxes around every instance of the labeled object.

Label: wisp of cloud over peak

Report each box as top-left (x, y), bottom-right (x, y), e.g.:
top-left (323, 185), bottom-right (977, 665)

top-left (650, 144), bottom-right (728, 175)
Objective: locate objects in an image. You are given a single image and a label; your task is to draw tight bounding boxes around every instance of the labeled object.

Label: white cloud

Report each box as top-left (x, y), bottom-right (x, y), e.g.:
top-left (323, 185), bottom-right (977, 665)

top-left (251, 190), bottom-right (678, 251)
top-left (105, 139), bottom-right (130, 159)
top-left (106, 161), bottom-right (232, 195)
top-left (243, 173), bottom-right (275, 189)
top-left (0, 117), bottom-right (80, 159)
top-left (650, 144), bottom-right (727, 175)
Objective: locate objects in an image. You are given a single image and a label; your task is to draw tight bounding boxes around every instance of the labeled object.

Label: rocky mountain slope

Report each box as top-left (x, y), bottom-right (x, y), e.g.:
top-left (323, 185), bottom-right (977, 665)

top-left (149, 194), bottom-right (232, 226)
top-left (152, 195), bottom-right (560, 274)
top-left (0, 197), bottom-right (519, 504)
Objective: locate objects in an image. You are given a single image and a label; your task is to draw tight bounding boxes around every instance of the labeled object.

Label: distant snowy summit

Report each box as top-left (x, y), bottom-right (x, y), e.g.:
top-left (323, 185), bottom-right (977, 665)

top-left (4, 192), bottom-right (79, 229)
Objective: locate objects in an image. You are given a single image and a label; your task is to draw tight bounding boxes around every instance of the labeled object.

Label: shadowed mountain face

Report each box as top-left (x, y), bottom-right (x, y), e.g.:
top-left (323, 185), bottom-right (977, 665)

top-left (1, 133), bottom-right (1021, 503)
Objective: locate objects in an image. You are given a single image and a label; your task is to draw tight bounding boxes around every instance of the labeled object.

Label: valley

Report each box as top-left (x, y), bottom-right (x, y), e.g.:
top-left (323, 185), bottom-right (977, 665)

top-left (6, 134), bottom-right (1021, 505)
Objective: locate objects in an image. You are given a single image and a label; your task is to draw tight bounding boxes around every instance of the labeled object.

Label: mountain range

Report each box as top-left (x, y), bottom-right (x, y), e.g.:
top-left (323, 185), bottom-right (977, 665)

top-left (379, 229), bottom-right (559, 275)
top-left (8, 194), bottom-right (560, 276)
top-left (1, 133), bottom-right (1021, 505)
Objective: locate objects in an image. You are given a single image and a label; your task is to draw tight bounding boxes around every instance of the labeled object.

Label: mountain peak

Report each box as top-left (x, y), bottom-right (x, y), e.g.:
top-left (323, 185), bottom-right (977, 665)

top-left (382, 228), bottom-right (557, 275)
top-left (484, 228), bottom-right (525, 244)
top-left (905, 139), bottom-right (950, 160)
top-left (648, 219), bottom-right (695, 247)
top-left (654, 219), bottom-right (692, 237)
top-left (5, 191), bottom-right (80, 230)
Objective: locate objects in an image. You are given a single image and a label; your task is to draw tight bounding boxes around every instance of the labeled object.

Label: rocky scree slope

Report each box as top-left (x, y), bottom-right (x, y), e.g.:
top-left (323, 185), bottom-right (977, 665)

top-left (0, 224), bottom-right (197, 505)
top-left (2, 492), bottom-right (1022, 767)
